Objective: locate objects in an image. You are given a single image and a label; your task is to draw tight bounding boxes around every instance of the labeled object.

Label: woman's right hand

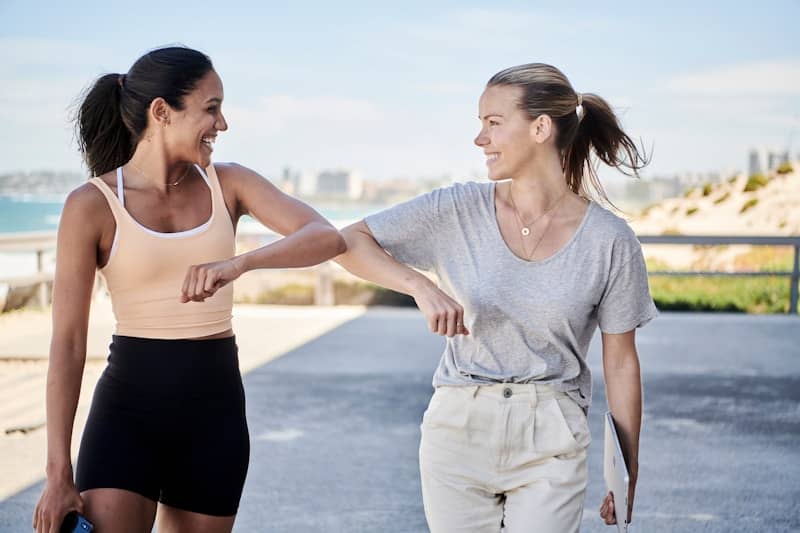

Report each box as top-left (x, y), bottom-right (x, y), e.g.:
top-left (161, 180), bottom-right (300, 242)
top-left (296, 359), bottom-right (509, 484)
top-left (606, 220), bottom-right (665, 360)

top-left (33, 474), bottom-right (84, 533)
top-left (412, 281), bottom-right (470, 337)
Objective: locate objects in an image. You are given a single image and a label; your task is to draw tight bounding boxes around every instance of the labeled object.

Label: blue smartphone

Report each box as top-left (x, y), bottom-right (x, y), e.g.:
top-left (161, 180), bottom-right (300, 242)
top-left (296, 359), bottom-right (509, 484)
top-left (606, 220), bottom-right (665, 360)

top-left (60, 511), bottom-right (93, 532)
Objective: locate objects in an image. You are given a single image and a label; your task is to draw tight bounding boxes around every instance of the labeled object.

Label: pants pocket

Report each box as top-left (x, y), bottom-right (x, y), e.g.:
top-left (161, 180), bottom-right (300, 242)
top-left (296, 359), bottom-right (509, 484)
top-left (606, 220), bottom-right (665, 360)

top-left (533, 396), bottom-right (588, 457)
top-left (421, 387), bottom-right (470, 430)
top-left (558, 395), bottom-right (591, 448)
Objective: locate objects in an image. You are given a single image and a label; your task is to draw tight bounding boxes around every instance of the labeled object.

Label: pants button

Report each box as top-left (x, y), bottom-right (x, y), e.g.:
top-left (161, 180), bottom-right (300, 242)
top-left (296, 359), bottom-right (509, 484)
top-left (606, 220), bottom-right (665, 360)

top-left (503, 387), bottom-right (512, 398)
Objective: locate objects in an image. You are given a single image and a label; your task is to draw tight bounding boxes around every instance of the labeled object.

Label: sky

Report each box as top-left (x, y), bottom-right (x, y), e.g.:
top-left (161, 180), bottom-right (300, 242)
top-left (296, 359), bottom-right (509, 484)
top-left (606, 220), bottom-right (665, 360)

top-left (1, 0), bottom-right (798, 183)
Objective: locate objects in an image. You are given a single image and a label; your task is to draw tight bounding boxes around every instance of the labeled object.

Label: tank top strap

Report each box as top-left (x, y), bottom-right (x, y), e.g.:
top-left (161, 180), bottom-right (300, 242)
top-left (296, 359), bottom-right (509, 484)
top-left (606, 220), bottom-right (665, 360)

top-left (196, 164), bottom-right (230, 223)
top-left (196, 163), bottom-right (223, 197)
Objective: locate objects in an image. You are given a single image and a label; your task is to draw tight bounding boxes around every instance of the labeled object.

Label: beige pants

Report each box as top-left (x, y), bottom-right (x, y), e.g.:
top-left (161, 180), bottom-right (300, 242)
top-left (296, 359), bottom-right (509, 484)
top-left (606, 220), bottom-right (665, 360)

top-left (419, 383), bottom-right (591, 533)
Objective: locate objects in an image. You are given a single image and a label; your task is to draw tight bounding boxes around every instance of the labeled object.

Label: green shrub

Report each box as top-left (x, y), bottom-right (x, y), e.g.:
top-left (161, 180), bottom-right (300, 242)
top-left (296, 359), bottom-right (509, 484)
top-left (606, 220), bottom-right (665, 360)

top-left (686, 206), bottom-right (699, 216)
top-left (713, 192), bottom-right (730, 204)
top-left (661, 227), bottom-right (682, 235)
top-left (740, 198), bottom-right (759, 213)
top-left (649, 276), bottom-right (790, 313)
top-left (683, 188), bottom-right (696, 198)
top-left (702, 183), bottom-right (714, 196)
top-left (776, 162), bottom-right (793, 174)
top-left (743, 174), bottom-right (769, 192)
top-left (728, 175), bottom-right (739, 184)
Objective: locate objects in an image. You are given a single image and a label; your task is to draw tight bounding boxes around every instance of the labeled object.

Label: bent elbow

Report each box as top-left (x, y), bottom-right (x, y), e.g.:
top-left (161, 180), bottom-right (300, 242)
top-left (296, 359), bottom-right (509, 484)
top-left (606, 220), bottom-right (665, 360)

top-left (326, 226), bottom-right (347, 257)
top-left (335, 233), bottom-right (348, 256)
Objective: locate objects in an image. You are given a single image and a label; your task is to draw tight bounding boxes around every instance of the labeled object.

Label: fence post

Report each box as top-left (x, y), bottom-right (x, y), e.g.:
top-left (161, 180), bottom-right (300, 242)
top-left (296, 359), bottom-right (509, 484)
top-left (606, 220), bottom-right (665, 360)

top-left (791, 245), bottom-right (799, 315)
top-left (315, 263), bottom-right (335, 306)
top-left (36, 249), bottom-right (48, 309)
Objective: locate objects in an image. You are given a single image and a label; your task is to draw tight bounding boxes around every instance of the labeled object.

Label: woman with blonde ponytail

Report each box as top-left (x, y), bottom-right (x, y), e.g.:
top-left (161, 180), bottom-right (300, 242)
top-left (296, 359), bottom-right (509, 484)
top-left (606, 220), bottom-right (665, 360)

top-left (336, 63), bottom-right (656, 532)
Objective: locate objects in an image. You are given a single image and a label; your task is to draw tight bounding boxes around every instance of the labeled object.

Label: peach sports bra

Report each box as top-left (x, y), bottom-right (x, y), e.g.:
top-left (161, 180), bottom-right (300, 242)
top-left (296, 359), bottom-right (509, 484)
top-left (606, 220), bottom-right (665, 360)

top-left (89, 165), bottom-right (235, 339)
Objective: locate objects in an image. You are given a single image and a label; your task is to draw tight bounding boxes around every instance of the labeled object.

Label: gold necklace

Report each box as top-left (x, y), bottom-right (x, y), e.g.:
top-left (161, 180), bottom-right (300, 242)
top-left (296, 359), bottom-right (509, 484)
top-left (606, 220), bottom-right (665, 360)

top-left (522, 211), bottom-right (556, 261)
top-left (129, 161), bottom-right (191, 187)
top-left (507, 183), bottom-right (567, 237)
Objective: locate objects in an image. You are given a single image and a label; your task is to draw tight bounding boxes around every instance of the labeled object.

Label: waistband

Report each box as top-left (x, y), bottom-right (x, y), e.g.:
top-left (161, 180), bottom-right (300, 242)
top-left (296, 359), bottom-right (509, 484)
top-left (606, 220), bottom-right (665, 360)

top-left (105, 334), bottom-right (240, 386)
top-left (436, 382), bottom-right (569, 405)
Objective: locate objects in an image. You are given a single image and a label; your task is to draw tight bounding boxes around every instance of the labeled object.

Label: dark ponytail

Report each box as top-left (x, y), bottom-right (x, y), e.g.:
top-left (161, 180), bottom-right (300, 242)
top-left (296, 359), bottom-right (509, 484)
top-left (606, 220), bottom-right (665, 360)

top-left (75, 74), bottom-right (133, 177)
top-left (487, 63), bottom-right (649, 207)
top-left (74, 46), bottom-right (214, 177)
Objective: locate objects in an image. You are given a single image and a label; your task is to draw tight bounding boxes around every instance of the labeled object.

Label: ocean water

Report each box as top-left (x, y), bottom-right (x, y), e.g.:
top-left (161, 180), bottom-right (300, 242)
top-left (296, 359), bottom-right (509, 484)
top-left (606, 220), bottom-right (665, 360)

top-left (0, 195), bottom-right (385, 277)
top-left (0, 196), bottom-right (65, 234)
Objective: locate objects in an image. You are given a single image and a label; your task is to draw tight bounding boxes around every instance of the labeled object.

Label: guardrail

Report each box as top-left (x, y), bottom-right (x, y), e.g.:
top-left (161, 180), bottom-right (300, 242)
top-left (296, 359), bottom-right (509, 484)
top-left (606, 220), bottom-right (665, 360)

top-left (638, 235), bottom-right (800, 314)
top-left (2, 232), bottom-right (799, 313)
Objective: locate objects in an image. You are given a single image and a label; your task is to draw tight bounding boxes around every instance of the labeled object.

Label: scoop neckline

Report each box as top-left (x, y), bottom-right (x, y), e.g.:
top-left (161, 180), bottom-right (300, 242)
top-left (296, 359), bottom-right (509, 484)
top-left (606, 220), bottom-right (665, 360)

top-left (488, 181), bottom-right (594, 266)
top-left (115, 165), bottom-right (214, 238)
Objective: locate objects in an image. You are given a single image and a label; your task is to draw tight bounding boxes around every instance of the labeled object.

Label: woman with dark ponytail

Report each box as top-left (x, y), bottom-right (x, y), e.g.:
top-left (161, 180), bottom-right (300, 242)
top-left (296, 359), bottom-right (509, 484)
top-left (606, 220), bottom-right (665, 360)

top-left (335, 63), bottom-right (657, 532)
top-left (33, 46), bottom-right (345, 533)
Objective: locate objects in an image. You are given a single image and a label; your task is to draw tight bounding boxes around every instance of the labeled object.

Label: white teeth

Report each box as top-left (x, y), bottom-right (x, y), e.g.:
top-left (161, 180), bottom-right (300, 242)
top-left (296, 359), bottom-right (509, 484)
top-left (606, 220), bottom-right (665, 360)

top-left (486, 154), bottom-right (499, 161)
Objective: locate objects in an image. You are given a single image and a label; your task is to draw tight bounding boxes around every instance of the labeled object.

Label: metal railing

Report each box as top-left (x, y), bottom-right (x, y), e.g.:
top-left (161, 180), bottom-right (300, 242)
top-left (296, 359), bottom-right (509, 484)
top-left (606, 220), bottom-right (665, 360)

top-left (2, 232), bottom-right (799, 313)
top-left (638, 235), bottom-right (800, 314)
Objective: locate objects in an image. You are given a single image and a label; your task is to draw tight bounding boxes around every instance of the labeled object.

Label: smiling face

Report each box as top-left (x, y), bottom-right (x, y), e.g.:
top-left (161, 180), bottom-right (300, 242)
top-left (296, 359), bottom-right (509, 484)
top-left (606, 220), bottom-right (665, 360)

top-left (474, 84), bottom-right (545, 181)
top-left (163, 69), bottom-right (228, 167)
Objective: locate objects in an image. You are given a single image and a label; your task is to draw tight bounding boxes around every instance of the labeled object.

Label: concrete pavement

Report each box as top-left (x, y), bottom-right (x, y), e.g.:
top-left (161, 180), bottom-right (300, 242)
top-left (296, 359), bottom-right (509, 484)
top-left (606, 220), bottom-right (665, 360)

top-left (1, 308), bottom-right (799, 532)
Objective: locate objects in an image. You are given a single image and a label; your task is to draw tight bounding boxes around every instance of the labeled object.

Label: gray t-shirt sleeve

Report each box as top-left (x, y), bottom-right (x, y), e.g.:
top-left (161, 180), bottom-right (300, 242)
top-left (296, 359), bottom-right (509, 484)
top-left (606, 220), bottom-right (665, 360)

top-left (363, 187), bottom-right (449, 271)
top-left (597, 232), bottom-right (659, 334)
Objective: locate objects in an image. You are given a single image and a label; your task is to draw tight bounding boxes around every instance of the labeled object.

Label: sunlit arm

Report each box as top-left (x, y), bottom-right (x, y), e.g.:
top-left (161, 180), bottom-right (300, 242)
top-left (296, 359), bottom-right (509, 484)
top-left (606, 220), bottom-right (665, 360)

top-left (234, 220), bottom-right (344, 271)
top-left (225, 163), bottom-right (346, 271)
top-left (33, 185), bottom-right (105, 530)
top-left (601, 329), bottom-right (643, 523)
top-left (335, 220), bottom-right (434, 296)
top-left (45, 187), bottom-right (100, 481)
top-left (334, 221), bottom-right (469, 337)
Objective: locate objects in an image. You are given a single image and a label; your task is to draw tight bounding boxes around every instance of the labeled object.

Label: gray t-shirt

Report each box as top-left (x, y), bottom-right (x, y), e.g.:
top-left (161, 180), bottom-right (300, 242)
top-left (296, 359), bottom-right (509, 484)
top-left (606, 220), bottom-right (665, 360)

top-left (364, 181), bottom-right (658, 410)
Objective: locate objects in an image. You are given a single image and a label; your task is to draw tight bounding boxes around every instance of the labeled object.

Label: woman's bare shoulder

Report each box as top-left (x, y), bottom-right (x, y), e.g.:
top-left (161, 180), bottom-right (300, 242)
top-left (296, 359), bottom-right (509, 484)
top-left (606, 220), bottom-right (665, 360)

top-left (61, 179), bottom-right (114, 231)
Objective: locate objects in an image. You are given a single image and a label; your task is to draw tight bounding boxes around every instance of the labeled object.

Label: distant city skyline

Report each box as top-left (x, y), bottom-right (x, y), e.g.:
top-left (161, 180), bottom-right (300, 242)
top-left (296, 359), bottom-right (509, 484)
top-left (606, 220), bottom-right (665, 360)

top-left (1, 1), bottom-right (798, 183)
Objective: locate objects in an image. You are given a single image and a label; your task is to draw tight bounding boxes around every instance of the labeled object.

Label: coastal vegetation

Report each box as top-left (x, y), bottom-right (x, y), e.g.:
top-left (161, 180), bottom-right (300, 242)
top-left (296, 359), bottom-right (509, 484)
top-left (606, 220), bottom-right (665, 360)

top-left (645, 249), bottom-right (794, 313)
top-left (743, 173), bottom-right (769, 192)
top-left (740, 198), bottom-right (759, 213)
top-left (713, 192), bottom-right (730, 204)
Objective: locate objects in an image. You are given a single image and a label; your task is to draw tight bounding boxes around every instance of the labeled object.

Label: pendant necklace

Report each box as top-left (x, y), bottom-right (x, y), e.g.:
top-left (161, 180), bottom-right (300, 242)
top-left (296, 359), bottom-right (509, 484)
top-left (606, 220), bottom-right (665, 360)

top-left (507, 184), bottom-right (567, 237)
top-left (507, 184), bottom-right (568, 260)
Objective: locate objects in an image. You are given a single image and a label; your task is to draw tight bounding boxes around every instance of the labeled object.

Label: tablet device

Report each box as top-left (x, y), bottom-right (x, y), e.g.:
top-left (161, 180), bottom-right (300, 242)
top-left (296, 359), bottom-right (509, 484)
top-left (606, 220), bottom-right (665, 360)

top-left (604, 411), bottom-right (629, 533)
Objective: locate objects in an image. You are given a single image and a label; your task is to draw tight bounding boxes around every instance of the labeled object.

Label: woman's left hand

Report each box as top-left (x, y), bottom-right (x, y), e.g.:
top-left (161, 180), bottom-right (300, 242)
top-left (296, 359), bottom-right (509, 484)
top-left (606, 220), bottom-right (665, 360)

top-left (181, 256), bottom-right (245, 302)
top-left (599, 467), bottom-right (637, 526)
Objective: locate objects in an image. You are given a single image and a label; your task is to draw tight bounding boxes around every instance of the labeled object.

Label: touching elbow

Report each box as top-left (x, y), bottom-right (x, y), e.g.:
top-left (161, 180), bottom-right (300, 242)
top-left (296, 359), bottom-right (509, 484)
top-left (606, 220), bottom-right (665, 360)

top-left (335, 232), bottom-right (348, 256)
top-left (328, 227), bottom-right (347, 256)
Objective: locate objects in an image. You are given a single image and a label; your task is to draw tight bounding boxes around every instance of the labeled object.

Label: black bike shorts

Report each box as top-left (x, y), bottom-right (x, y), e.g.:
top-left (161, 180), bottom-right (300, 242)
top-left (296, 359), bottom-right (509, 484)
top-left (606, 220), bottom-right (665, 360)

top-left (75, 335), bottom-right (249, 517)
